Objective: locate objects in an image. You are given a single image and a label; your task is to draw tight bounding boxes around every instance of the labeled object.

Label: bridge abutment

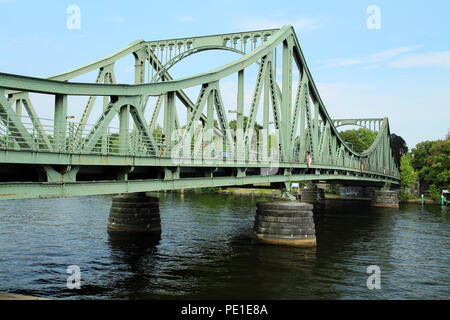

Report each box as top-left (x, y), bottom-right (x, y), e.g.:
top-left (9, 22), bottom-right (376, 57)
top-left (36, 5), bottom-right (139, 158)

top-left (299, 184), bottom-right (326, 212)
top-left (107, 193), bottom-right (162, 238)
top-left (300, 185), bottom-right (325, 203)
top-left (370, 190), bottom-right (399, 209)
top-left (254, 201), bottom-right (316, 247)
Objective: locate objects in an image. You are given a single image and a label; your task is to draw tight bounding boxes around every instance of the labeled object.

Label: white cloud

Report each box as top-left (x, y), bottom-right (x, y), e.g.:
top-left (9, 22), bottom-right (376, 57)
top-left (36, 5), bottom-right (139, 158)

top-left (317, 46), bottom-right (422, 69)
top-left (235, 17), bottom-right (324, 31)
top-left (105, 16), bottom-right (125, 23)
top-left (179, 16), bottom-right (195, 22)
top-left (362, 64), bottom-right (381, 70)
top-left (389, 51), bottom-right (450, 68)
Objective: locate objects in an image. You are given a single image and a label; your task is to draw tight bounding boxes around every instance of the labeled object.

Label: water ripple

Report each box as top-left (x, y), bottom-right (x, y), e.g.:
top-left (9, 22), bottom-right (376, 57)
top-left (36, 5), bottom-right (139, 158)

top-left (0, 195), bottom-right (448, 299)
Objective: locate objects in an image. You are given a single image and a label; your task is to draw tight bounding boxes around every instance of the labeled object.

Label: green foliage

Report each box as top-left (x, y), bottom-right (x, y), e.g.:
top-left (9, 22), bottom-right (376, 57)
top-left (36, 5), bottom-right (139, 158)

top-left (152, 125), bottom-right (163, 139)
top-left (428, 184), bottom-right (441, 201)
top-left (411, 138), bottom-right (450, 191)
top-left (411, 140), bottom-right (437, 171)
top-left (229, 116), bottom-right (262, 132)
top-left (108, 133), bottom-right (119, 153)
top-left (0, 135), bottom-right (6, 146)
top-left (197, 187), bottom-right (221, 193)
top-left (340, 128), bottom-right (377, 153)
top-left (400, 154), bottom-right (418, 190)
top-left (399, 190), bottom-right (419, 201)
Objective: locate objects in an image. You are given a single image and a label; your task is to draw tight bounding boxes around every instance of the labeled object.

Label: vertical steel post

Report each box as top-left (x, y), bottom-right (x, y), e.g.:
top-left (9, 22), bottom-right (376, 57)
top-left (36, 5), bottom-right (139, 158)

top-left (102, 76), bottom-right (110, 154)
top-left (313, 101), bottom-right (319, 161)
top-left (384, 133), bottom-right (390, 172)
top-left (134, 54), bottom-right (145, 85)
top-left (163, 92), bottom-right (176, 155)
top-left (15, 99), bottom-right (22, 117)
top-left (54, 94), bottom-right (67, 152)
top-left (236, 70), bottom-right (244, 162)
top-left (263, 55), bottom-right (271, 161)
top-left (299, 81), bottom-right (306, 162)
top-left (282, 39), bottom-right (292, 162)
top-left (119, 105), bottom-right (130, 155)
top-left (206, 90), bottom-right (215, 159)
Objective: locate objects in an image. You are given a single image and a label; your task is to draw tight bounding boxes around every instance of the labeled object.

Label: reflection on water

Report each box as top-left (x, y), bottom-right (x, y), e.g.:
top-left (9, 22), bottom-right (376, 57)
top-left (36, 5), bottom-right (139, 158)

top-left (0, 193), bottom-right (448, 300)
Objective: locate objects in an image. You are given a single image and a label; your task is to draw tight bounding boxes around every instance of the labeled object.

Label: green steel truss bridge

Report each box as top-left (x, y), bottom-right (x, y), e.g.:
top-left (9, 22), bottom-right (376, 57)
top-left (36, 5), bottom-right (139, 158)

top-left (0, 26), bottom-right (399, 200)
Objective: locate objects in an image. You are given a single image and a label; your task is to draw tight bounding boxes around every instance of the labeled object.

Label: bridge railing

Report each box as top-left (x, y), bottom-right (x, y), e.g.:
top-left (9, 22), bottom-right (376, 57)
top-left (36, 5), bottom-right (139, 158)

top-left (0, 110), bottom-right (399, 178)
top-left (0, 112), bottom-right (276, 163)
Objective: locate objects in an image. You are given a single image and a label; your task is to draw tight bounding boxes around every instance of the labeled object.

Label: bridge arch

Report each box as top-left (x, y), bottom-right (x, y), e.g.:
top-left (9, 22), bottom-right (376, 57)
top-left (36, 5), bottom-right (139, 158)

top-left (148, 45), bottom-right (246, 82)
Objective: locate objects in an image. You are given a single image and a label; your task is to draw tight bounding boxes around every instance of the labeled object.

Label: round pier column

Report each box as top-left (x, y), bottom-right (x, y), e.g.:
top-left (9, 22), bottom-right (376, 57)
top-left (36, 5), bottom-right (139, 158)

top-left (254, 201), bottom-right (316, 247)
top-left (370, 190), bottom-right (399, 209)
top-left (301, 185), bottom-right (325, 204)
top-left (107, 193), bottom-right (161, 236)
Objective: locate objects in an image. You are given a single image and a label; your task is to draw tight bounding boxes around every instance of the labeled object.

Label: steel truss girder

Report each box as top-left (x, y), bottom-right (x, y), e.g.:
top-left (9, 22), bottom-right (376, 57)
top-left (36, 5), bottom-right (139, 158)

top-left (0, 25), bottom-right (400, 200)
top-left (82, 97), bottom-right (158, 154)
top-left (0, 90), bottom-right (34, 149)
top-left (7, 92), bottom-right (52, 151)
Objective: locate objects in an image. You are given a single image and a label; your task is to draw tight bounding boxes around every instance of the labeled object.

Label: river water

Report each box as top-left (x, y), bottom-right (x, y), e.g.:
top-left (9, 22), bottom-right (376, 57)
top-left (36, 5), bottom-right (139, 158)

top-left (0, 192), bottom-right (448, 300)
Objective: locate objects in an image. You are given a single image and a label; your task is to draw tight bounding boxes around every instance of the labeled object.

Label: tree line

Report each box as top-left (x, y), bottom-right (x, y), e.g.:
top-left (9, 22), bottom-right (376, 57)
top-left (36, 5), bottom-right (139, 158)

top-left (400, 132), bottom-right (450, 200)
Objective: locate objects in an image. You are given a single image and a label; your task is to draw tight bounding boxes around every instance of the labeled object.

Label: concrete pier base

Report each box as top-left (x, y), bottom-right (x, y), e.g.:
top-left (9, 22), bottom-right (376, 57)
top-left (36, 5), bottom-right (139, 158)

top-left (370, 190), bottom-right (399, 209)
top-left (254, 201), bottom-right (316, 247)
top-left (107, 193), bottom-right (162, 236)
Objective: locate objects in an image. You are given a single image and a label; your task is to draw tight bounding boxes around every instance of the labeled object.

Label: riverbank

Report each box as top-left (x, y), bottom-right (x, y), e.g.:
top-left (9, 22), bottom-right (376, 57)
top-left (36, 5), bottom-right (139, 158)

top-left (0, 293), bottom-right (52, 300)
top-left (218, 188), bottom-right (281, 197)
top-left (323, 193), bottom-right (371, 201)
top-left (402, 199), bottom-right (440, 205)
top-left (171, 187), bottom-right (282, 198)
top-left (172, 188), bottom-right (373, 201)
top-left (170, 188), bottom-right (442, 204)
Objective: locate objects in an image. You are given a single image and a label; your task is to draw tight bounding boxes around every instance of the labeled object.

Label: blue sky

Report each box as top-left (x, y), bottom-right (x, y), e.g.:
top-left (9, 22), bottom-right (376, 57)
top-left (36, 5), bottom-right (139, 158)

top-left (0, 0), bottom-right (449, 148)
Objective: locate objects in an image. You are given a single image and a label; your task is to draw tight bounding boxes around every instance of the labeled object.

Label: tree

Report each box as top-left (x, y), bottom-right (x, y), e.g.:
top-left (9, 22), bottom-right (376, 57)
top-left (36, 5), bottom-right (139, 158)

top-left (390, 134), bottom-right (408, 168)
top-left (410, 136), bottom-right (450, 193)
top-left (400, 154), bottom-right (418, 191)
top-left (424, 138), bottom-right (450, 190)
top-left (428, 184), bottom-right (441, 201)
top-left (340, 128), bottom-right (377, 153)
top-left (411, 140), bottom-right (437, 172)
top-left (229, 116), bottom-right (262, 132)
top-left (108, 133), bottom-right (119, 153)
top-left (152, 124), bottom-right (163, 139)
top-left (229, 117), bottom-right (262, 144)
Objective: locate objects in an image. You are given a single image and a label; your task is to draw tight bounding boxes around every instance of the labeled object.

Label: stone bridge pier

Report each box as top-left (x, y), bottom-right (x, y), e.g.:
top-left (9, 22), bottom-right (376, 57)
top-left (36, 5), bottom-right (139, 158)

top-left (107, 193), bottom-right (162, 242)
top-left (254, 201), bottom-right (317, 247)
top-left (370, 190), bottom-right (399, 209)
